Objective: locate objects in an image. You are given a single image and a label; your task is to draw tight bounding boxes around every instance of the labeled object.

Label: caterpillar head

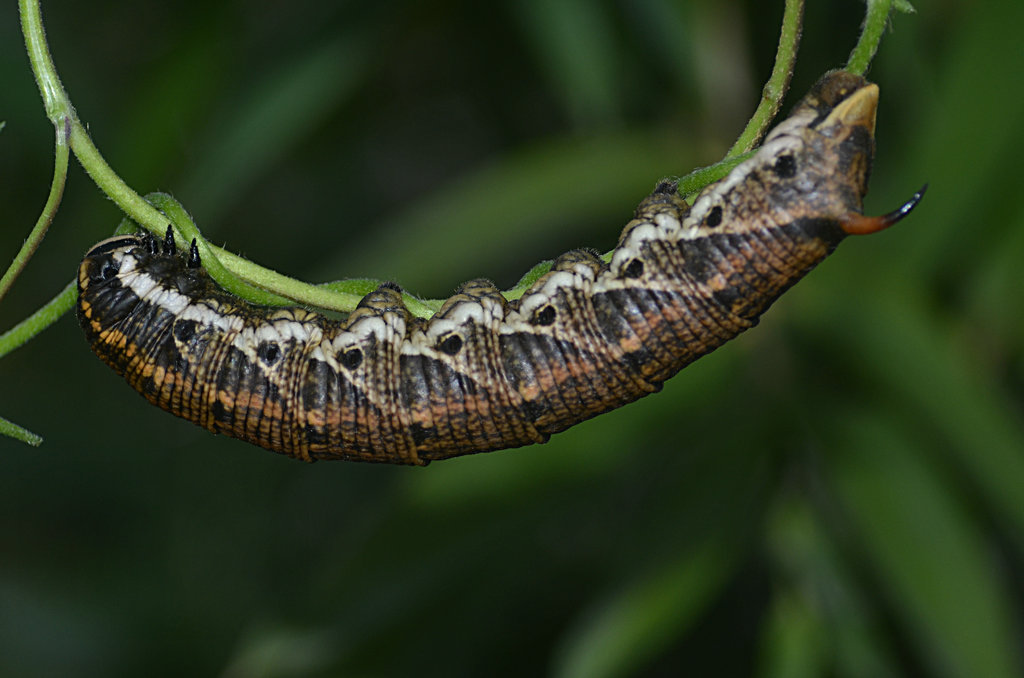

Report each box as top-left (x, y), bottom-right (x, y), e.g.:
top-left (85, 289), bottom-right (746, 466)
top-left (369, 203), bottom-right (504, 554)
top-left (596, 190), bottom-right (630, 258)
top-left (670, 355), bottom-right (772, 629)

top-left (688, 70), bottom-right (923, 248)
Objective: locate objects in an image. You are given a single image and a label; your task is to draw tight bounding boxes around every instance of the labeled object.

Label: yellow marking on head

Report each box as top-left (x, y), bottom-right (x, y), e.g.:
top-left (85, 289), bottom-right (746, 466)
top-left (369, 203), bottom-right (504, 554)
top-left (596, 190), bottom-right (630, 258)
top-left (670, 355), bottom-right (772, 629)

top-left (822, 83), bottom-right (878, 134)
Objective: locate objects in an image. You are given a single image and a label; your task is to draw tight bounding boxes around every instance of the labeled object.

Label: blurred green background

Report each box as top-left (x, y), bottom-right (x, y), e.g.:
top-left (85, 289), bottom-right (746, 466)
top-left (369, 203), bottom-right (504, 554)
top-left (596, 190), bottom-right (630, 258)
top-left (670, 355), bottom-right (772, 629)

top-left (1, 1), bottom-right (1022, 676)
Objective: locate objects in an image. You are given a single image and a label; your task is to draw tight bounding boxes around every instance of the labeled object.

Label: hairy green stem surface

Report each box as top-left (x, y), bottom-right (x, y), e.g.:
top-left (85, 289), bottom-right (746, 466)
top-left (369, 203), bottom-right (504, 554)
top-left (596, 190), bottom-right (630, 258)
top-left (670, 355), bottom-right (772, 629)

top-left (676, 0), bottom-right (897, 202)
top-left (676, 154), bottom-right (752, 201)
top-left (726, 0), bottom-right (804, 157)
top-left (0, 414), bottom-right (43, 447)
top-left (848, 0), bottom-right (895, 75)
top-left (0, 281), bottom-right (76, 362)
top-left (19, 0), bottom-right (383, 315)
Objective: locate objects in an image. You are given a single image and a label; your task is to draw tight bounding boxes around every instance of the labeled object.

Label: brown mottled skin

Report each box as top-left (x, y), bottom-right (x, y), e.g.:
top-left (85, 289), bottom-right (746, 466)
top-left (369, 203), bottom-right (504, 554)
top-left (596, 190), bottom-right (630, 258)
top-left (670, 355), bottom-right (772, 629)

top-left (78, 72), bottom-right (909, 464)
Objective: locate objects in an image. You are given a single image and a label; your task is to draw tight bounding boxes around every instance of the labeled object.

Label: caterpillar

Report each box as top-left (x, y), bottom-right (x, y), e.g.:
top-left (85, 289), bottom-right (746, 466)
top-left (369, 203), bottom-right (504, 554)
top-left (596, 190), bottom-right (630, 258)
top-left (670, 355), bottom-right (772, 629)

top-left (77, 71), bottom-right (922, 465)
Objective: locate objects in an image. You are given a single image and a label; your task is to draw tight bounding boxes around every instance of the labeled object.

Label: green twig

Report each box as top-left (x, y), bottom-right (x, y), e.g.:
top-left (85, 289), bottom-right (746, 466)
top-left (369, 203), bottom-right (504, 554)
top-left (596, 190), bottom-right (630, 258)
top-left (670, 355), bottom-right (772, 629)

top-left (19, 0), bottom-right (72, 123)
top-left (0, 117), bottom-right (69, 304)
top-left (0, 281), bottom-right (77, 362)
top-left (674, 0), bottom-right (802, 202)
top-left (143, 193), bottom-right (295, 307)
top-left (847, 0), bottom-right (895, 75)
top-left (504, 260), bottom-right (556, 302)
top-left (25, 0), bottom-right (769, 321)
top-left (676, 0), bottom-right (899, 202)
top-left (726, 0), bottom-right (804, 158)
top-left (144, 192), bottom-right (445, 316)
top-left (0, 414), bottom-right (43, 447)
top-left (1, 6), bottom-right (76, 445)
top-left (67, 106), bottom-right (376, 312)
top-left (676, 153), bottom-right (753, 201)
top-left (18, 0), bottom-right (388, 315)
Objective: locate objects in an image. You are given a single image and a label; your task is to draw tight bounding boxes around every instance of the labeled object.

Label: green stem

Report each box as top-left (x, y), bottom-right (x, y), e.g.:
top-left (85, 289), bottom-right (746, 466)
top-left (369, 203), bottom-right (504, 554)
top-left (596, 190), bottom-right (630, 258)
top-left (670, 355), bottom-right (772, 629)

top-left (19, 0), bottom-right (72, 123)
top-left (215, 248), bottom-right (368, 312)
top-left (674, 0), bottom-right (801, 202)
top-left (0, 280), bottom-right (76, 361)
top-left (503, 260), bottom-right (555, 302)
top-left (67, 123), bottom-right (170, 232)
top-left (0, 117), bottom-right (69, 303)
top-left (0, 414), bottom-right (43, 447)
top-left (19, 0), bottom-right (388, 315)
top-left (143, 193), bottom-right (295, 307)
top-left (677, 0), bottom-right (894, 201)
top-left (847, 0), bottom-right (894, 75)
top-left (726, 0), bottom-right (804, 157)
top-left (676, 153), bottom-right (753, 201)
top-left (145, 193), bottom-right (443, 316)
top-left (0, 279), bottom-right (72, 446)
top-left (69, 117), bottom-right (364, 310)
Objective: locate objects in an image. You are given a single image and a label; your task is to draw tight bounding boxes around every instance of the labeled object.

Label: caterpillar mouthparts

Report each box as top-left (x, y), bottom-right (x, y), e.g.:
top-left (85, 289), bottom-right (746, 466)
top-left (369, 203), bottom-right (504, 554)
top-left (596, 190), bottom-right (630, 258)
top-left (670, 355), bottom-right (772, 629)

top-left (77, 70), bottom-right (922, 464)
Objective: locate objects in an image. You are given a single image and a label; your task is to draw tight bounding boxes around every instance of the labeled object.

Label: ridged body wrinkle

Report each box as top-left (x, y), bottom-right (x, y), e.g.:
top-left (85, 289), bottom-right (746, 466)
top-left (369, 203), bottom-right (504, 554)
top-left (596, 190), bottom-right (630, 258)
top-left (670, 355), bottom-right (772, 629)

top-left (78, 72), bottom-right (903, 464)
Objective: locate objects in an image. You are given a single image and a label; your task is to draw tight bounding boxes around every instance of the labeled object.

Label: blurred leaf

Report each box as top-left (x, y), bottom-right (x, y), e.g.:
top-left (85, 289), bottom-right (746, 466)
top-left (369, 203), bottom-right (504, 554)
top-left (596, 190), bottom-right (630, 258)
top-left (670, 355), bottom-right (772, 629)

top-left (885, 0), bottom-right (1024, 279)
top-left (762, 495), bottom-right (903, 678)
top-left (514, 0), bottom-right (623, 128)
top-left (794, 288), bottom-right (1024, 556)
top-left (820, 410), bottom-right (1023, 678)
top-left (756, 591), bottom-right (827, 678)
top-left (107, 16), bottom-right (232, 192)
top-left (552, 536), bottom-right (740, 678)
top-left (179, 34), bottom-right (371, 225)
top-left (963, 176), bottom-right (1024, 343)
top-left (622, 0), bottom-right (698, 95)
top-left (220, 625), bottom-right (335, 678)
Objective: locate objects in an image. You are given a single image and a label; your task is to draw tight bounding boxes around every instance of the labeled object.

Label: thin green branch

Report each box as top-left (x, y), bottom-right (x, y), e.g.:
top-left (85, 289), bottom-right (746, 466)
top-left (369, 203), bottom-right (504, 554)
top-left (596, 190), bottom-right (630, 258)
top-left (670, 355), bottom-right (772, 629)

top-left (673, 0), bottom-right (801, 202)
top-left (143, 193), bottom-right (295, 307)
top-left (213, 247), bottom-right (370, 313)
top-left (19, 0), bottom-right (72, 123)
top-left (847, 0), bottom-right (895, 75)
top-left (726, 0), bottom-right (804, 158)
top-left (676, 153), bottom-right (753, 201)
top-left (0, 280), bottom-right (76, 362)
top-left (0, 117), bottom-right (69, 303)
top-left (144, 193), bottom-right (443, 316)
top-left (0, 414), bottom-right (42, 447)
top-left (19, 0), bottom-right (388, 316)
top-left (71, 124), bottom-right (378, 313)
top-left (66, 123), bottom-right (170, 233)
top-left (677, 0), bottom-right (898, 202)
top-left (504, 260), bottom-right (555, 302)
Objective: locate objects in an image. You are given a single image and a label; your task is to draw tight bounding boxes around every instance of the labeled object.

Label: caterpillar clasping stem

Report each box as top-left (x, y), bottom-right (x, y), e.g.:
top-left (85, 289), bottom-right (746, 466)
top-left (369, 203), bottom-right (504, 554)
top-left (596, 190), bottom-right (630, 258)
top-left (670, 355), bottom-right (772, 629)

top-left (839, 184), bottom-right (928, 235)
top-left (77, 72), bottom-right (920, 464)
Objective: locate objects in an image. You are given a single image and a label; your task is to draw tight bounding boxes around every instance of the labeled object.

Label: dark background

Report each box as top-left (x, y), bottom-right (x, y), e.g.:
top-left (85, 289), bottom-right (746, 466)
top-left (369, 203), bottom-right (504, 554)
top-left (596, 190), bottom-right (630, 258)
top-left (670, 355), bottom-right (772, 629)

top-left (1, 1), bottom-right (1022, 676)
